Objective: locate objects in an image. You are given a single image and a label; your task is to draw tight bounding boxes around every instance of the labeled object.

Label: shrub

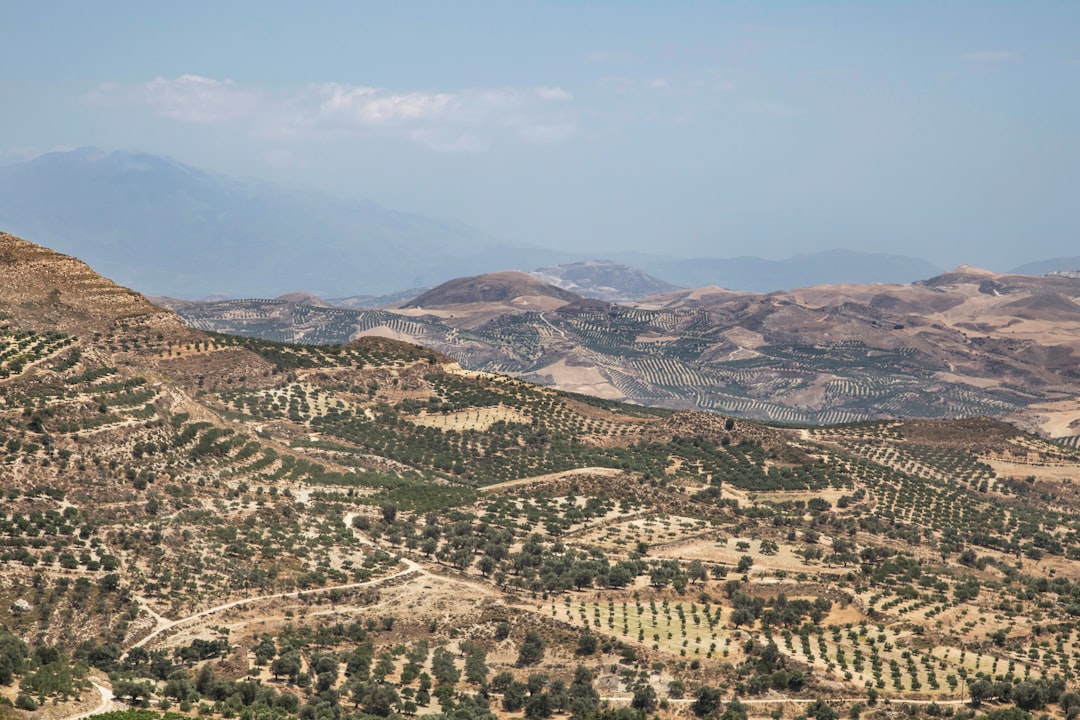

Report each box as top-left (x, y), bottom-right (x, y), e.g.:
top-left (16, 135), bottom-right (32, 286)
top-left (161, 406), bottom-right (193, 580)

top-left (517, 630), bottom-right (545, 666)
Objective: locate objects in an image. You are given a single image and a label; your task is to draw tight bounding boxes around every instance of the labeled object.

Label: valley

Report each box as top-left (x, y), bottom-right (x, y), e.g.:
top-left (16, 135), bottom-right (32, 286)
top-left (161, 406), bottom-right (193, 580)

top-left (2, 233), bottom-right (1080, 720)
top-left (160, 267), bottom-right (1080, 442)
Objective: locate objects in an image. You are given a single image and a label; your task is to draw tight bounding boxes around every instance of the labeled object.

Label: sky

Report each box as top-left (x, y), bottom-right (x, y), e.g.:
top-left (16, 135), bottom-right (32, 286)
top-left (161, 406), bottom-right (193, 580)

top-left (2, 1), bottom-right (1078, 270)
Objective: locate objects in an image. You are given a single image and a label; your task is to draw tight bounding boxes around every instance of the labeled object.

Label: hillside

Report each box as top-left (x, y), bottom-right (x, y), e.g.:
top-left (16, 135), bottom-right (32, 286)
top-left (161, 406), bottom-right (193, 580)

top-left (0, 232), bottom-right (183, 335)
top-left (402, 271), bottom-right (581, 309)
top-left (1011, 256), bottom-right (1080, 276)
top-left (163, 266), bottom-right (1080, 441)
top-left (5, 232), bottom-right (1080, 720)
top-left (529, 261), bottom-right (680, 302)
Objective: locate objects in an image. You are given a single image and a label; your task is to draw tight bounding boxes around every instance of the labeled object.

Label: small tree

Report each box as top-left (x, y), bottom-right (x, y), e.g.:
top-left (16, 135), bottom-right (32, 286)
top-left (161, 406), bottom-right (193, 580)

top-left (271, 651), bottom-right (302, 683)
top-left (526, 691), bottom-right (554, 720)
top-left (632, 684), bottom-right (658, 713)
top-left (503, 681), bottom-right (528, 711)
top-left (807, 699), bottom-right (840, 720)
top-left (517, 630), bottom-right (545, 666)
top-left (0, 630), bottom-right (28, 685)
top-left (465, 650), bottom-right (488, 685)
top-left (431, 647), bottom-right (460, 685)
top-left (692, 685), bottom-right (723, 718)
top-left (576, 633), bottom-right (598, 656)
top-left (567, 666), bottom-right (600, 718)
top-left (720, 699), bottom-right (748, 720)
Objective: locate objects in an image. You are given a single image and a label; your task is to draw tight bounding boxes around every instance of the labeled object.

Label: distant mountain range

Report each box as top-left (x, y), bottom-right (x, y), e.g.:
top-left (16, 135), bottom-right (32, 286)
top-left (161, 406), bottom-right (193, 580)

top-left (329, 287), bottom-right (431, 309)
top-left (529, 261), bottom-right (679, 302)
top-left (0, 148), bottom-right (574, 298)
top-left (608, 249), bottom-right (945, 293)
top-left (1010, 257), bottom-right (1080, 276)
top-left (0, 147), bottom-right (1010, 300)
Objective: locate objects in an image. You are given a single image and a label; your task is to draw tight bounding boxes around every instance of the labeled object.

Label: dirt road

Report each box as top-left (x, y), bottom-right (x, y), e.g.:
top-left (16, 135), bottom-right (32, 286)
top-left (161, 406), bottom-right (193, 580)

top-left (132, 560), bottom-right (421, 651)
top-left (68, 681), bottom-right (116, 720)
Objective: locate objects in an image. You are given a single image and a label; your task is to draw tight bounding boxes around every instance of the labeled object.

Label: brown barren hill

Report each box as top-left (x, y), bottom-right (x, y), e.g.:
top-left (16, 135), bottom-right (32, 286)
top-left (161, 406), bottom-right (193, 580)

top-left (402, 270), bottom-right (580, 308)
top-left (0, 231), bottom-right (277, 388)
top-left (160, 257), bottom-right (1080, 437)
top-left (0, 231), bottom-right (187, 336)
top-left (275, 292), bottom-right (332, 307)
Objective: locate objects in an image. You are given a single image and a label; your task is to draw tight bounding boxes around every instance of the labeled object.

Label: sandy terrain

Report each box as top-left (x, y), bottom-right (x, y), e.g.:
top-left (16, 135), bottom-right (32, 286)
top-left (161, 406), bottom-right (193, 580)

top-left (1014, 397), bottom-right (1080, 439)
top-left (351, 325), bottom-right (420, 343)
top-left (531, 357), bottom-right (624, 399)
top-left (410, 405), bottom-right (532, 431)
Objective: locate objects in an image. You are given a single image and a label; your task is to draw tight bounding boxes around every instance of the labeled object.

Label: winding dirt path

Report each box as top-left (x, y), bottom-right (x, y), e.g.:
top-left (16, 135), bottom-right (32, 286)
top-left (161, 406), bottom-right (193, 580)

top-left (62, 510), bottom-right (977, 719)
top-left (480, 466), bottom-right (623, 493)
top-left (69, 681), bottom-right (117, 720)
top-left (131, 560), bottom-right (421, 651)
top-left (538, 312), bottom-right (569, 342)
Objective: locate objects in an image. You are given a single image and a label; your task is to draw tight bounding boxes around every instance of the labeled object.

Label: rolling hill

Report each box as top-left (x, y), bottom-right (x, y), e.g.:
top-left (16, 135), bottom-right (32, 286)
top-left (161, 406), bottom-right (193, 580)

top-left (529, 261), bottom-right (680, 302)
top-left (402, 271), bottom-right (581, 309)
top-left (161, 268), bottom-right (1080, 440)
top-left (3, 231), bottom-right (1080, 719)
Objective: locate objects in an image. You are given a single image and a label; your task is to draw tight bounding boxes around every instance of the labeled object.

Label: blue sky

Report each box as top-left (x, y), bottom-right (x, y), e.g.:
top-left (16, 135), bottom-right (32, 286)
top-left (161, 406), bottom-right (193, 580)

top-left (2, 1), bottom-right (1078, 269)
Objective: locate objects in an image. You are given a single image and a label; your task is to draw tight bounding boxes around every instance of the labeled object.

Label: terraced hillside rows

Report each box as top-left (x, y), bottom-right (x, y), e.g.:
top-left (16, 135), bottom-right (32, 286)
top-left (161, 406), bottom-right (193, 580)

top-left (166, 299), bottom-right (1024, 426)
top-left (6, 233), bottom-right (1080, 720)
top-left (159, 268), bottom-right (1080, 440)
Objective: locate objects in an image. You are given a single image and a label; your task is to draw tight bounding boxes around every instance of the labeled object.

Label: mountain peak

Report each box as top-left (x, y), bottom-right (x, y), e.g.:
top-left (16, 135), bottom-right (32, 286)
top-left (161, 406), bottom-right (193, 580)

top-left (0, 232), bottom-right (183, 335)
top-left (0, 148), bottom-right (576, 298)
top-left (276, 292), bottom-right (330, 307)
top-left (950, 264), bottom-right (997, 275)
top-left (529, 260), bottom-right (679, 302)
top-left (403, 271), bottom-right (580, 308)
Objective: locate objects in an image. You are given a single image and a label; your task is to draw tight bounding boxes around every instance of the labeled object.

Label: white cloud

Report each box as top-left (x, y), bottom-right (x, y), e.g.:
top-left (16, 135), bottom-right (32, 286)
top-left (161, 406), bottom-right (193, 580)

top-left (535, 86), bottom-right (572, 101)
top-left (311, 83), bottom-right (459, 125)
top-left (961, 50), bottom-right (1020, 63)
top-left (315, 83), bottom-right (378, 112)
top-left (296, 83), bottom-right (577, 150)
top-left (90, 76), bottom-right (576, 152)
top-left (362, 92), bottom-right (458, 122)
top-left (142, 74), bottom-right (258, 123)
top-left (702, 69), bottom-right (737, 92)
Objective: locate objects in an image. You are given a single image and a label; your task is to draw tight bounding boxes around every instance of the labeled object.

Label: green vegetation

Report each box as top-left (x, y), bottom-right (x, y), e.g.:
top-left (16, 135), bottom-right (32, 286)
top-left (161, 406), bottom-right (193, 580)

top-left (2, 308), bottom-right (1080, 720)
top-left (170, 297), bottom-right (1030, 425)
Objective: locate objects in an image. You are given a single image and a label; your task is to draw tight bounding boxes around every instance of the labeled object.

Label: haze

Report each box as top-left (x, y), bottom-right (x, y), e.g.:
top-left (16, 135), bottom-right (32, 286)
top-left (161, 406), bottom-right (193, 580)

top-left (2, 1), bottom-right (1078, 271)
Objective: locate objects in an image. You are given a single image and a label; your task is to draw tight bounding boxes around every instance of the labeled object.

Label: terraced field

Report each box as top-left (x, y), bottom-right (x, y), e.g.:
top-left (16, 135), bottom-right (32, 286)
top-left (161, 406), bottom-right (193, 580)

top-left (6, 235), bottom-right (1080, 720)
top-left (164, 295), bottom-right (1036, 428)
